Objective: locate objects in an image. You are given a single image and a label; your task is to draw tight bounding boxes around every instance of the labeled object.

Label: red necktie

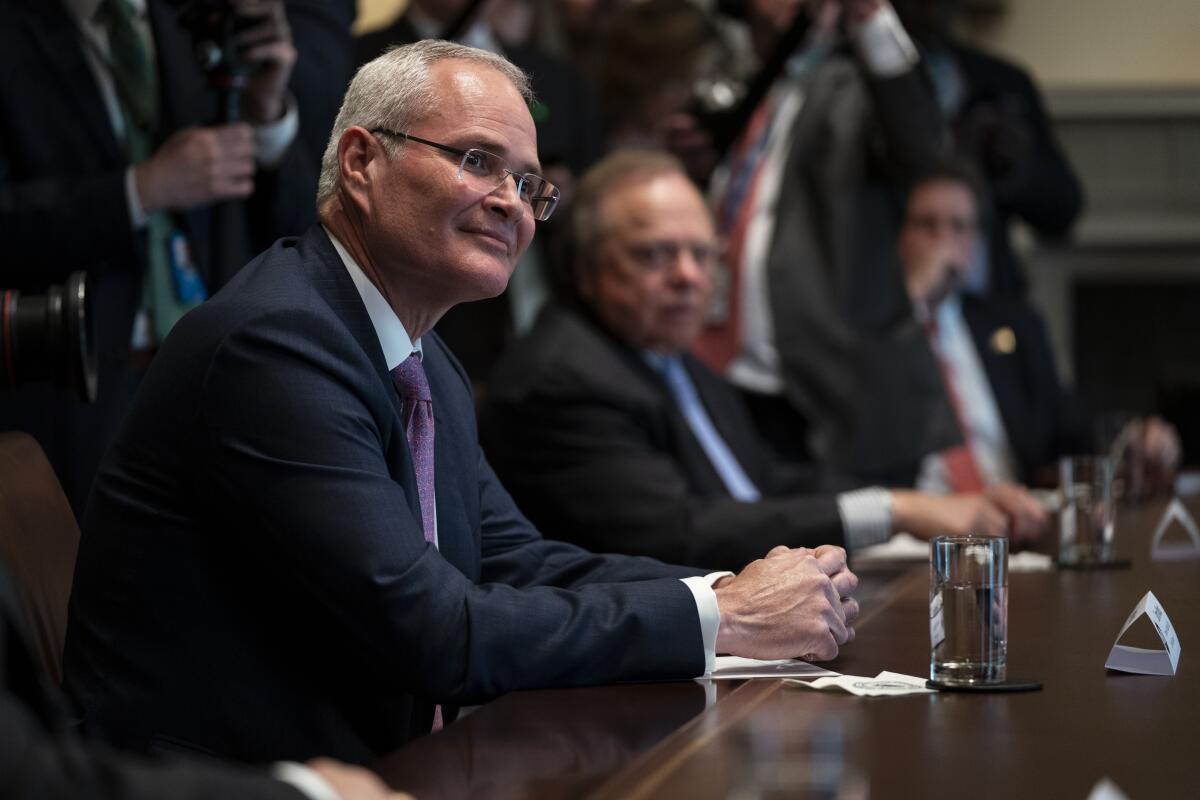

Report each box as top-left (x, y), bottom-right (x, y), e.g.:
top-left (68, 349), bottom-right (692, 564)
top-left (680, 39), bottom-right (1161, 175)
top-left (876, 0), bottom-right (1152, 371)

top-left (693, 99), bottom-right (777, 373)
top-left (926, 320), bottom-right (985, 492)
top-left (390, 353), bottom-right (443, 731)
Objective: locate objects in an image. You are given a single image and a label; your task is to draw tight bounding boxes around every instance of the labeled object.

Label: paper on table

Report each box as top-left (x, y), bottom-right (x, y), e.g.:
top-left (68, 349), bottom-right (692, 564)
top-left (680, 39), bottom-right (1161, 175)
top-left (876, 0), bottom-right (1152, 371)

top-left (1086, 777), bottom-right (1131, 800)
top-left (784, 671), bottom-right (935, 697)
top-left (856, 535), bottom-right (1051, 571)
top-left (1104, 590), bottom-right (1181, 675)
top-left (853, 532), bottom-right (928, 564)
top-left (1009, 551), bottom-right (1053, 572)
top-left (699, 656), bottom-right (840, 681)
top-left (1150, 498), bottom-right (1200, 561)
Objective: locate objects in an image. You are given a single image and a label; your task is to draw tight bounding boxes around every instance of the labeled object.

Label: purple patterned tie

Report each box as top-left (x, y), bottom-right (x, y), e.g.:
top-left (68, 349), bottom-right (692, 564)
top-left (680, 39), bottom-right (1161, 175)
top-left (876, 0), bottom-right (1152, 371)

top-left (390, 353), bottom-right (443, 731)
top-left (391, 353), bottom-right (436, 545)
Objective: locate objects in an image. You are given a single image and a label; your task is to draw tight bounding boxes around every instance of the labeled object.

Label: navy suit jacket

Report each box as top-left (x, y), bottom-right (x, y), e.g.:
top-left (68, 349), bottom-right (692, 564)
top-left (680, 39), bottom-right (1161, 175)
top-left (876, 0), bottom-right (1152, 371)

top-left (63, 227), bottom-right (706, 765)
top-left (482, 304), bottom-right (845, 572)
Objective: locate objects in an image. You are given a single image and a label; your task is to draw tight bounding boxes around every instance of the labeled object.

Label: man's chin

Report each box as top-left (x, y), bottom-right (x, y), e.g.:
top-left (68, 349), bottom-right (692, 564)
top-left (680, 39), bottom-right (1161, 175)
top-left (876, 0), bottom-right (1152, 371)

top-left (453, 258), bottom-right (515, 303)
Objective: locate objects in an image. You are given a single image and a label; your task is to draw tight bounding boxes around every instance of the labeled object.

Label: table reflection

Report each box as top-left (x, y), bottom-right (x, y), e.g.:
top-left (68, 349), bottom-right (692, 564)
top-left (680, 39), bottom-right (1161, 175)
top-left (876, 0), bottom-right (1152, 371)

top-left (375, 681), bottom-right (709, 799)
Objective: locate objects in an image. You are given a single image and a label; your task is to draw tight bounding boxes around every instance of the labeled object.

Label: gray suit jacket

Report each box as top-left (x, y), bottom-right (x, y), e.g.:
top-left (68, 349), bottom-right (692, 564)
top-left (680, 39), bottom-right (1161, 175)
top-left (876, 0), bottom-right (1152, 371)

top-left (761, 55), bottom-right (957, 479)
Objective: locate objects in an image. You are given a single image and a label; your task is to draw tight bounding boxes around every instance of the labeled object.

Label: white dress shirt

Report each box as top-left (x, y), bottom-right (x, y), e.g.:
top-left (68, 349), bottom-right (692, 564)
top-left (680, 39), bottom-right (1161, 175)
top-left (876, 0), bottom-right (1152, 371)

top-left (916, 293), bottom-right (1021, 492)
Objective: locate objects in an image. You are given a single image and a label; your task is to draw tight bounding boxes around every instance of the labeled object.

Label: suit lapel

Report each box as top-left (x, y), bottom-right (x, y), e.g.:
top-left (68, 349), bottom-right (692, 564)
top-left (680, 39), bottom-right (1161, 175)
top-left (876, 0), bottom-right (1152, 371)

top-left (628, 349), bottom-right (736, 498)
top-left (962, 297), bottom-right (1036, 473)
top-left (24, 0), bottom-right (122, 163)
top-left (421, 339), bottom-right (478, 578)
top-left (300, 229), bottom-right (426, 535)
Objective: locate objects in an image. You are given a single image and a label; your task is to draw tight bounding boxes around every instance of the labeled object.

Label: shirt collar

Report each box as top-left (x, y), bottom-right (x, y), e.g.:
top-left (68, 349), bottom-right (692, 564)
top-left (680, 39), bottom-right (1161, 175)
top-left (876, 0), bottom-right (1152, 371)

top-left (640, 350), bottom-right (683, 375)
top-left (323, 226), bottom-right (421, 370)
top-left (68, 0), bottom-right (147, 24)
top-left (933, 291), bottom-right (964, 336)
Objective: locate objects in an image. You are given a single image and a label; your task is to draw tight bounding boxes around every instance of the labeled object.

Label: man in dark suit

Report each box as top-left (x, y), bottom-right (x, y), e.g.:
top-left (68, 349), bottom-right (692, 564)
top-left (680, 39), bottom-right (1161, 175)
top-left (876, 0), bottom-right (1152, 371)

top-left (886, 163), bottom-right (1177, 490)
top-left (679, 0), bottom-right (953, 486)
top-left (0, 560), bottom-right (409, 800)
top-left (482, 150), bottom-right (1047, 572)
top-left (64, 41), bottom-right (861, 767)
top-left (892, 0), bottom-right (1084, 299)
top-left (0, 0), bottom-right (331, 514)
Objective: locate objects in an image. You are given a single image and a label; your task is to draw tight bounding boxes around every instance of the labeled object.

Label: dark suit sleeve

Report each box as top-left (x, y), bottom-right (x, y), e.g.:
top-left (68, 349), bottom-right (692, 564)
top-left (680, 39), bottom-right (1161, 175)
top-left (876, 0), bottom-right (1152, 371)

top-left (2, 571), bottom-right (302, 800)
top-left (199, 310), bottom-right (705, 704)
top-left (993, 66), bottom-right (1083, 237)
top-left (861, 64), bottom-right (945, 180)
top-left (485, 390), bottom-right (845, 573)
top-left (0, 698), bottom-right (304, 800)
top-left (475, 450), bottom-right (707, 587)
top-left (0, 154), bottom-right (137, 286)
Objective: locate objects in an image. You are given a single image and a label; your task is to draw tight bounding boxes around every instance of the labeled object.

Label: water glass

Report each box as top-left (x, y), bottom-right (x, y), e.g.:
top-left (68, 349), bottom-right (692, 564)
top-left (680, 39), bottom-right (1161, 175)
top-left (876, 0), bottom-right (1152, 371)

top-left (930, 536), bottom-right (1008, 685)
top-left (1059, 455), bottom-right (1115, 565)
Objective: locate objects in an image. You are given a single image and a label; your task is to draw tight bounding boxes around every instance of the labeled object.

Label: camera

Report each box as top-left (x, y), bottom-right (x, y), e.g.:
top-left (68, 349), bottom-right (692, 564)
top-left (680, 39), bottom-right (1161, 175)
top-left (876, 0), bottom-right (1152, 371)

top-left (165, 0), bottom-right (250, 105)
top-left (1, 272), bottom-right (97, 403)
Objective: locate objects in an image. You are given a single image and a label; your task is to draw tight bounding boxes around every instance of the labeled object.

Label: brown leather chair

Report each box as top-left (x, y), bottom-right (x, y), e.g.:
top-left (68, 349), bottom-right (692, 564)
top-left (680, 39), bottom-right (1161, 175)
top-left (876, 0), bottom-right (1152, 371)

top-left (0, 431), bottom-right (80, 683)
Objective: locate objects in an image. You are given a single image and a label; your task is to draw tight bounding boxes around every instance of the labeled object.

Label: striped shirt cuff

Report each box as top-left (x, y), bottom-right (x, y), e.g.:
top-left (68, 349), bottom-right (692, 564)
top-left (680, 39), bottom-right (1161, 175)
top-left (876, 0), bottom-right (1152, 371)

top-left (837, 487), bottom-right (894, 551)
top-left (272, 762), bottom-right (342, 800)
top-left (850, 3), bottom-right (920, 78)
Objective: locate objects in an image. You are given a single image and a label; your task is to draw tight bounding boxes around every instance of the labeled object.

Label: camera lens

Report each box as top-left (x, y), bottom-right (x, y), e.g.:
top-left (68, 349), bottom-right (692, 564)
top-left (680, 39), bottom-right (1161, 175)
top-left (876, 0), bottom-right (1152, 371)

top-left (1, 272), bottom-right (97, 403)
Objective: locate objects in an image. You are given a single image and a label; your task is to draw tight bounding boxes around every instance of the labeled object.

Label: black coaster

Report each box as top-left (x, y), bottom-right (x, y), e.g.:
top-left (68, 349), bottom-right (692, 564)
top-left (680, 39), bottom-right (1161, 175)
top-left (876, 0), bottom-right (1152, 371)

top-left (926, 679), bottom-right (1042, 693)
top-left (1055, 558), bottom-right (1132, 570)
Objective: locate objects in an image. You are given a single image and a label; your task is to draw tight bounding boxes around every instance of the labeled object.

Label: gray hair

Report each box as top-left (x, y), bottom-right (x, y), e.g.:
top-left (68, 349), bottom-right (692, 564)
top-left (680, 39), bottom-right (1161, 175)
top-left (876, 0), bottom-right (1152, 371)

top-left (316, 40), bottom-right (533, 206)
top-left (570, 148), bottom-right (691, 270)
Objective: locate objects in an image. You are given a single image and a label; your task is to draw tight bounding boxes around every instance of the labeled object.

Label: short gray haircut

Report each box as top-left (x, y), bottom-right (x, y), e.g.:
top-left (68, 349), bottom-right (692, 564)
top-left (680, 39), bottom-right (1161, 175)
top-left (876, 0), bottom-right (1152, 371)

top-left (571, 149), bottom-right (691, 271)
top-left (316, 40), bottom-right (533, 206)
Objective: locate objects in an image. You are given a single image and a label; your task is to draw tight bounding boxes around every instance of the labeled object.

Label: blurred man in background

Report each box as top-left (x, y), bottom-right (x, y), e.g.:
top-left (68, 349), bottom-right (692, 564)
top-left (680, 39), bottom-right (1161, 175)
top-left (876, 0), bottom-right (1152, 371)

top-left (484, 150), bottom-right (1048, 571)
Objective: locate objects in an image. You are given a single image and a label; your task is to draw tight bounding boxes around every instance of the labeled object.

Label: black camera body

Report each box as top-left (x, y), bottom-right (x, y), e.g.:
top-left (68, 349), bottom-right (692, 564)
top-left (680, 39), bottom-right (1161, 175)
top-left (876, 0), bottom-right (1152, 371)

top-left (164, 0), bottom-right (250, 117)
top-left (1, 273), bottom-right (97, 403)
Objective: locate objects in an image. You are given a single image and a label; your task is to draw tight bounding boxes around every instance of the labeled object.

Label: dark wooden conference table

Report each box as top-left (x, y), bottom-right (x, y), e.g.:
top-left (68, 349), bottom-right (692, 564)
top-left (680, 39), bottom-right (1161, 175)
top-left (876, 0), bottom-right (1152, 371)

top-left (376, 498), bottom-right (1200, 799)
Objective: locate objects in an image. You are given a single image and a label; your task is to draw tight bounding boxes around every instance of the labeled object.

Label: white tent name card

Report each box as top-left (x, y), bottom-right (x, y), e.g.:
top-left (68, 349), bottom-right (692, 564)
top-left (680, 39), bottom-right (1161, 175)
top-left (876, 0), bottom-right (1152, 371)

top-left (1150, 498), bottom-right (1200, 561)
top-left (1104, 591), bottom-right (1181, 675)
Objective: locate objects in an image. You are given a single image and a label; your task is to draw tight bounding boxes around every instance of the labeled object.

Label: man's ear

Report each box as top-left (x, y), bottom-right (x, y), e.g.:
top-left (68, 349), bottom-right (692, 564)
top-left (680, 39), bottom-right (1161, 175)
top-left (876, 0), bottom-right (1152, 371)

top-left (338, 126), bottom-right (380, 213)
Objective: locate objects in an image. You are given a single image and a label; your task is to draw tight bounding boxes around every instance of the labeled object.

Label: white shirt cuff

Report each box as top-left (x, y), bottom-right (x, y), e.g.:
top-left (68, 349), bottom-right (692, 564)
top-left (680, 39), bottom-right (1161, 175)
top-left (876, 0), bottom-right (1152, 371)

top-left (837, 487), bottom-right (894, 551)
top-left (850, 2), bottom-right (920, 78)
top-left (680, 572), bottom-right (733, 676)
top-left (125, 166), bottom-right (148, 229)
top-left (272, 762), bottom-right (343, 800)
top-left (255, 95), bottom-right (300, 169)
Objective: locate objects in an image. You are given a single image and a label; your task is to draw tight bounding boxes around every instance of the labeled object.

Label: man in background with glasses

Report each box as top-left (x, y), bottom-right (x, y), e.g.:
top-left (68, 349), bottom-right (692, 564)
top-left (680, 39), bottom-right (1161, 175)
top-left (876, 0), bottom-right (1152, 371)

top-left (482, 150), bottom-right (1047, 575)
top-left (65, 40), bottom-right (860, 768)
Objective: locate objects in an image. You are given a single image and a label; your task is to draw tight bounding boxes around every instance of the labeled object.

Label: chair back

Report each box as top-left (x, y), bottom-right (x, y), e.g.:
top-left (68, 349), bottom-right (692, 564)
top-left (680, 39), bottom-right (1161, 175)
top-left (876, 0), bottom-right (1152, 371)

top-left (0, 431), bottom-right (80, 683)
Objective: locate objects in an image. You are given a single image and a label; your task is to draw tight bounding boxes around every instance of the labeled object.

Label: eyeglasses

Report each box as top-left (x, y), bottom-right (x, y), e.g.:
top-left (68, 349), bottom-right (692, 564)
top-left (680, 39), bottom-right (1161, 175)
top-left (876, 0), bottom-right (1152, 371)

top-left (904, 214), bottom-right (978, 236)
top-left (370, 129), bottom-right (560, 222)
top-left (623, 241), bottom-right (719, 275)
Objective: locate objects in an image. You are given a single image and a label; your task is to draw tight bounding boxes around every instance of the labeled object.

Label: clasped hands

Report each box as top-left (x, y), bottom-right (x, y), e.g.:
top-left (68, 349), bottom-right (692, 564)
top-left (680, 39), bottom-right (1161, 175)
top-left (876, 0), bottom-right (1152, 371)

top-left (714, 545), bottom-right (858, 662)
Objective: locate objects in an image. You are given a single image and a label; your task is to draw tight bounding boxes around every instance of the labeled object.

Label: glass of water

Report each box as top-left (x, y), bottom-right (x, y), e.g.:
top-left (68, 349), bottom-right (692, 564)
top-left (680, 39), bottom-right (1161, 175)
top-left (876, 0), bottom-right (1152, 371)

top-left (930, 536), bottom-right (1008, 686)
top-left (1059, 455), bottom-right (1115, 566)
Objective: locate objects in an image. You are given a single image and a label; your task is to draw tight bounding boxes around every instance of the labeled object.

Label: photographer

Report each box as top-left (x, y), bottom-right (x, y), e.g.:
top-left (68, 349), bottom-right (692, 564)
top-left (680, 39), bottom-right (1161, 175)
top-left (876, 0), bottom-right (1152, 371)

top-left (892, 0), bottom-right (1084, 299)
top-left (0, 0), bottom-right (333, 514)
top-left (676, 0), bottom-right (950, 480)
